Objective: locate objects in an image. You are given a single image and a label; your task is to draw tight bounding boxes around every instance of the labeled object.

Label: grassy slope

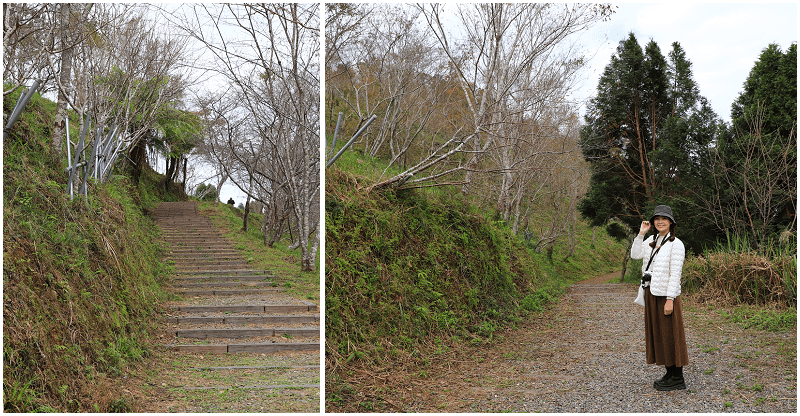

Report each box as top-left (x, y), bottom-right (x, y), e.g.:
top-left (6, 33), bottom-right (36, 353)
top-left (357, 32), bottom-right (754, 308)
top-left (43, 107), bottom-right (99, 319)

top-left (198, 200), bottom-right (320, 301)
top-left (325, 150), bottom-right (628, 405)
top-left (3, 88), bottom-right (180, 411)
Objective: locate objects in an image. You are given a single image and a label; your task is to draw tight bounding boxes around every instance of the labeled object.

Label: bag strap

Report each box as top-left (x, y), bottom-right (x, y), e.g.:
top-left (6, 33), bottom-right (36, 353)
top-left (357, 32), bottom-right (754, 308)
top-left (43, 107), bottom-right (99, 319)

top-left (644, 233), bottom-right (670, 272)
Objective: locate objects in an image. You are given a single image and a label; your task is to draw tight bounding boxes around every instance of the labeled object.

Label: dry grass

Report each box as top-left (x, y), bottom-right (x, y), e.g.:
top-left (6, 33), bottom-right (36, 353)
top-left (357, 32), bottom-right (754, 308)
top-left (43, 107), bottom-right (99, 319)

top-left (683, 250), bottom-right (796, 307)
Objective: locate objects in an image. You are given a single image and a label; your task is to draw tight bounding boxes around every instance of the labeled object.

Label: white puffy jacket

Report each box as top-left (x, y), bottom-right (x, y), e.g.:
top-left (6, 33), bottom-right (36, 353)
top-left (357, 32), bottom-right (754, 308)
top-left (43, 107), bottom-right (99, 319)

top-left (630, 234), bottom-right (686, 299)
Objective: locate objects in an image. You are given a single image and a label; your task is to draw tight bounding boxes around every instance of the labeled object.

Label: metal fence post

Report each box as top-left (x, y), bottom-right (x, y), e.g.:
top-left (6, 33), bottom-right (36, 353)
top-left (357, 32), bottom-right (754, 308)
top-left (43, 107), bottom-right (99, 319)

top-left (325, 114), bottom-right (377, 168)
top-left (328, 112), bottom-right (343, 158)
top-left (4, 79), bottom-right (42, 140)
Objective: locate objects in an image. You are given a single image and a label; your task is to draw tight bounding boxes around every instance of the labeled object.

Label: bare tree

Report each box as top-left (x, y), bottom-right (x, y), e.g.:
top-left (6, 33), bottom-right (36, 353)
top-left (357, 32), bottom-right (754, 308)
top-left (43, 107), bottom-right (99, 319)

top-left (413, 3), bottom-right (611, 194)
top-left (326, 5), bottom-right (464, 177)
top-left (3, 4), bottom-right (55, 95)
top-left (172, 3), bottom-right (320, 271)
top-left (701, 102), bottom-right (797, 247)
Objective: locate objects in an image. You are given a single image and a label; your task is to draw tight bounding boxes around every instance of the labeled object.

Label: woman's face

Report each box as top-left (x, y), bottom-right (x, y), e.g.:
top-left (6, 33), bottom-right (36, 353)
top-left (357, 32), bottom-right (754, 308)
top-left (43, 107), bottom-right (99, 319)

top-left (653, 216), bottom-right (671, 234)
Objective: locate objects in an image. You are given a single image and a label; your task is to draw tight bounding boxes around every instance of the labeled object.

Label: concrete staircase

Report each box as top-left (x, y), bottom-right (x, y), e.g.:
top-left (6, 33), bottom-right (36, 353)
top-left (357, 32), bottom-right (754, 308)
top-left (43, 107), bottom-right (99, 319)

top-left (152, 201), bottom-right (320, 406)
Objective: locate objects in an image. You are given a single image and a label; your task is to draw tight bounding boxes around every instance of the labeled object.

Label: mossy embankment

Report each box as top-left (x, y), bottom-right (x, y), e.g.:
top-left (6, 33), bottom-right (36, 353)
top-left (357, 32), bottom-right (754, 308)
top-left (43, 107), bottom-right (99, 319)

top-left (325, 155), bottom-right (629, 405)
top-left (3, 88), bottom-right (181, 411)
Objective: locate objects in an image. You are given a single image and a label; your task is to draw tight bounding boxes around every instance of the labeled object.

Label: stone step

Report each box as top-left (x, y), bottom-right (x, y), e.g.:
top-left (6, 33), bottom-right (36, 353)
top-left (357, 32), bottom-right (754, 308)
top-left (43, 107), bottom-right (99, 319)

top-left (177, 288), bottom-right (282, 296)
top-left (174, 342), bottom-right (320, 354)
top-left (171, 304), bottom-right (317, 313)
top-left (161, 229), bottom-right (222, 233)
top-left (167, 243), bottom-right (237, 248)
top-left (160, 228), bottom-right (218, 232)
top-left (168, 247), bottom-right (242, 253)
top-left (175, 265), bottom-right (254, 273)
top-left (182, 384), bottom-right (320, 390)
top-left (169, 252), bottom-right (242, 258)
top-left (169, 250), bottom-right (241, 255)
top-left (174, 281), bottom-right (276, 289)
top-left (160, 229), bottom-right (218, 233)
top-left (163, 237), bottom-right (231, 243)
top-left (175, 327), bottom-right (320, 339)
top-left (169, 257), bottom-right (244, 264)
top-left (191, 365), bottom-right (320, 371)
top-left (171, 260), bottom-right (249, 267)
top-left (158, 224), bottom-right (216, 229)
top-left (178, 269), bottom-right (272, 276)
top-left (176, 271), bottom-right (259, 278)
top-left (168, 315), bottom-right (320, 325)
top-left (175, 275), bottom-right (273, 283)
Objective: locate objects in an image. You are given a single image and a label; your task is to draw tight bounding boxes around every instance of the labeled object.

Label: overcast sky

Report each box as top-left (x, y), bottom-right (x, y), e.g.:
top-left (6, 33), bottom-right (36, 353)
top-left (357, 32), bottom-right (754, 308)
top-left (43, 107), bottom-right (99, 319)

top-left (572, 2), bottom-right (797, 123)
top-left (219, 2), bottom-right (797, 206)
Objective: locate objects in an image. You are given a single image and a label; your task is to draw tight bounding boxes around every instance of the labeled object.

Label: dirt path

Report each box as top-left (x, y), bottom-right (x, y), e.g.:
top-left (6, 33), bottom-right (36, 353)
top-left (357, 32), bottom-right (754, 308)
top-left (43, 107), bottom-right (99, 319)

top-left (130, 201), bottom-right (320, 412)
top-left (336, 272), bottom-right (796, 412)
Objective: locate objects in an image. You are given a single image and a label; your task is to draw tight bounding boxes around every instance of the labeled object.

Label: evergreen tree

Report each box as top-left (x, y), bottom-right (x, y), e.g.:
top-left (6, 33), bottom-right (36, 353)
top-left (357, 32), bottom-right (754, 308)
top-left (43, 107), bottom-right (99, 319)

top-left (731, 43), bottom-right (797, 138)
top-left (710, 43), bottom-right (797, 247)
top-left (195, 183), bottom-right (218, 202)
top-left (578, 33), bottom-right (721, 252)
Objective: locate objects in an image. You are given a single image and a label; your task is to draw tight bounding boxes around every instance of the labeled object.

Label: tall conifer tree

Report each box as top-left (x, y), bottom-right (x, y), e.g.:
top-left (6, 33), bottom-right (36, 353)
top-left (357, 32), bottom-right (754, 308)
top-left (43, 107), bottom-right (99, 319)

top-left (578, 33), bottom-right (720, 251)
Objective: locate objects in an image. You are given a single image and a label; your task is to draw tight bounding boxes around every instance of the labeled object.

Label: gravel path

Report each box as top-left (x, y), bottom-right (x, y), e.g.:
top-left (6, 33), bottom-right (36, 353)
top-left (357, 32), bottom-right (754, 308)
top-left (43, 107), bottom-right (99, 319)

top-left (460, 282), bottom-right (796, 412)
top-left (336, 274), bottom-right (797, 412)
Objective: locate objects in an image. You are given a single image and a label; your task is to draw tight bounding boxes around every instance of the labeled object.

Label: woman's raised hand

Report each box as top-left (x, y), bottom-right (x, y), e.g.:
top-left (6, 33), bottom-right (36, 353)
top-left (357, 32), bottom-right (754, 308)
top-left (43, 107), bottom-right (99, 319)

top-left (639, 221), bottom-right (650, 236)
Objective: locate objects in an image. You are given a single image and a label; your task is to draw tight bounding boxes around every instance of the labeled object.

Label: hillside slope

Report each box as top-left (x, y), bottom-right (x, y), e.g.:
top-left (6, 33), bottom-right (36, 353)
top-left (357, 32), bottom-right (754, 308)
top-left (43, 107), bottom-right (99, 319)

top-left (3, 87), bottom-right (180, 411)
top-left (325, 162), bottom-right (628, 409)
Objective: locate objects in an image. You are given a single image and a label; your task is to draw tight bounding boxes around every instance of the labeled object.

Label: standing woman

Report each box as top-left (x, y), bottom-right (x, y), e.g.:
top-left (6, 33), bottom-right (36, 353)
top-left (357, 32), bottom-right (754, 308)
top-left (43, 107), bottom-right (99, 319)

top-left (631, 205), bottom-right (689, 391)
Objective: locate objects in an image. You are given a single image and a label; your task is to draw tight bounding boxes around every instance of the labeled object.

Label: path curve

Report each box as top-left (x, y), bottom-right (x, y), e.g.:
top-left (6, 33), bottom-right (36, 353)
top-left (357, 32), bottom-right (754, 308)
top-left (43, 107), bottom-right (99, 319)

top-left (360, 273), bottom-right (796, 412)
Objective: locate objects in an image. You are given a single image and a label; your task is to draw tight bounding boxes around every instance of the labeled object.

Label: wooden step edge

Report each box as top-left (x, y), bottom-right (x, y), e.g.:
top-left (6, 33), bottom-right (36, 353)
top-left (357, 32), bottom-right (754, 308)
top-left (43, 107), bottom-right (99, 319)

top-left (174, 270), bottom-right (259, 275)
top-left (166, 315), bottom-right (321, 324)
top-left (173, 342), bottom-right (320, 353)
top-left (170, 304), bottom-right (317, 313)
top-left (172, 282), bottom-right (276, 289)
top-left (174, 275), bottom-right (274, 282)
top-left (175, 328), bottom-right (320, 339)
top-left (177, 270), bottom-right (272, 276)
top-left (176, 289), bottom-right (283, 296)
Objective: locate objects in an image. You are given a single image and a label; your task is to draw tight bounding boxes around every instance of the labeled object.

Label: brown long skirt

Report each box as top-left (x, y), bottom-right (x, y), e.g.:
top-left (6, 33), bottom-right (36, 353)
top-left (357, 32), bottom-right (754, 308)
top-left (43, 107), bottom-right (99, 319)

top-left (644, 287), bottom-right (689, 367)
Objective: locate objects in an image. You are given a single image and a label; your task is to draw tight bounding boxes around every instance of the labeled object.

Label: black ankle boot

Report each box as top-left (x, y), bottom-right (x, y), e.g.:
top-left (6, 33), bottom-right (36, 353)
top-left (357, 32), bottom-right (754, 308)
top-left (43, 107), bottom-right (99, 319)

top-left (654, 366), bottom-right (685, 391)
top-left (653, 366), bottom-right (672, 388)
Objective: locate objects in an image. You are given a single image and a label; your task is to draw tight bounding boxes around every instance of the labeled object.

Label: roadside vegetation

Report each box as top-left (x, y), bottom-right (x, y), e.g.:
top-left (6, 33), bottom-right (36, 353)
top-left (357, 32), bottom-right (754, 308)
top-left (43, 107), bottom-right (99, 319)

top-left (3, 88), bottom-right (180, 412)
top-left (199, 201), bottom-right (320, 302)
top-left (4, 3), bottom-right (321, 412)
top-left (325, 149), bottom-right (629, 408)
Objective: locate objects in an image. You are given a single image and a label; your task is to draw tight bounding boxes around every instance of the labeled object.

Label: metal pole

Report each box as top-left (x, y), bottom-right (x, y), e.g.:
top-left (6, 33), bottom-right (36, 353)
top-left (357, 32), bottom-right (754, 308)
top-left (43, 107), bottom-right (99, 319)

top-left (3, 79), bottom-right (42, 140)
top-left (326, 114), bottom-right (377, 168)
top-left (65, 115), bottom-right (72, 170)
top-left (64, 161), bottom-right (88, 172)
top-left (67, 113), bottom-right (90, 199)
top-left (93, 127), bottom-right (101, 180)
top-left (101, 139), bottom-right (124, 181)
top-left (99, 126), bottom-right (115, 182)
top-left (328, 112), bottom-right (343, 158)
top-left (67, 131), bottom-right (85, 200)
